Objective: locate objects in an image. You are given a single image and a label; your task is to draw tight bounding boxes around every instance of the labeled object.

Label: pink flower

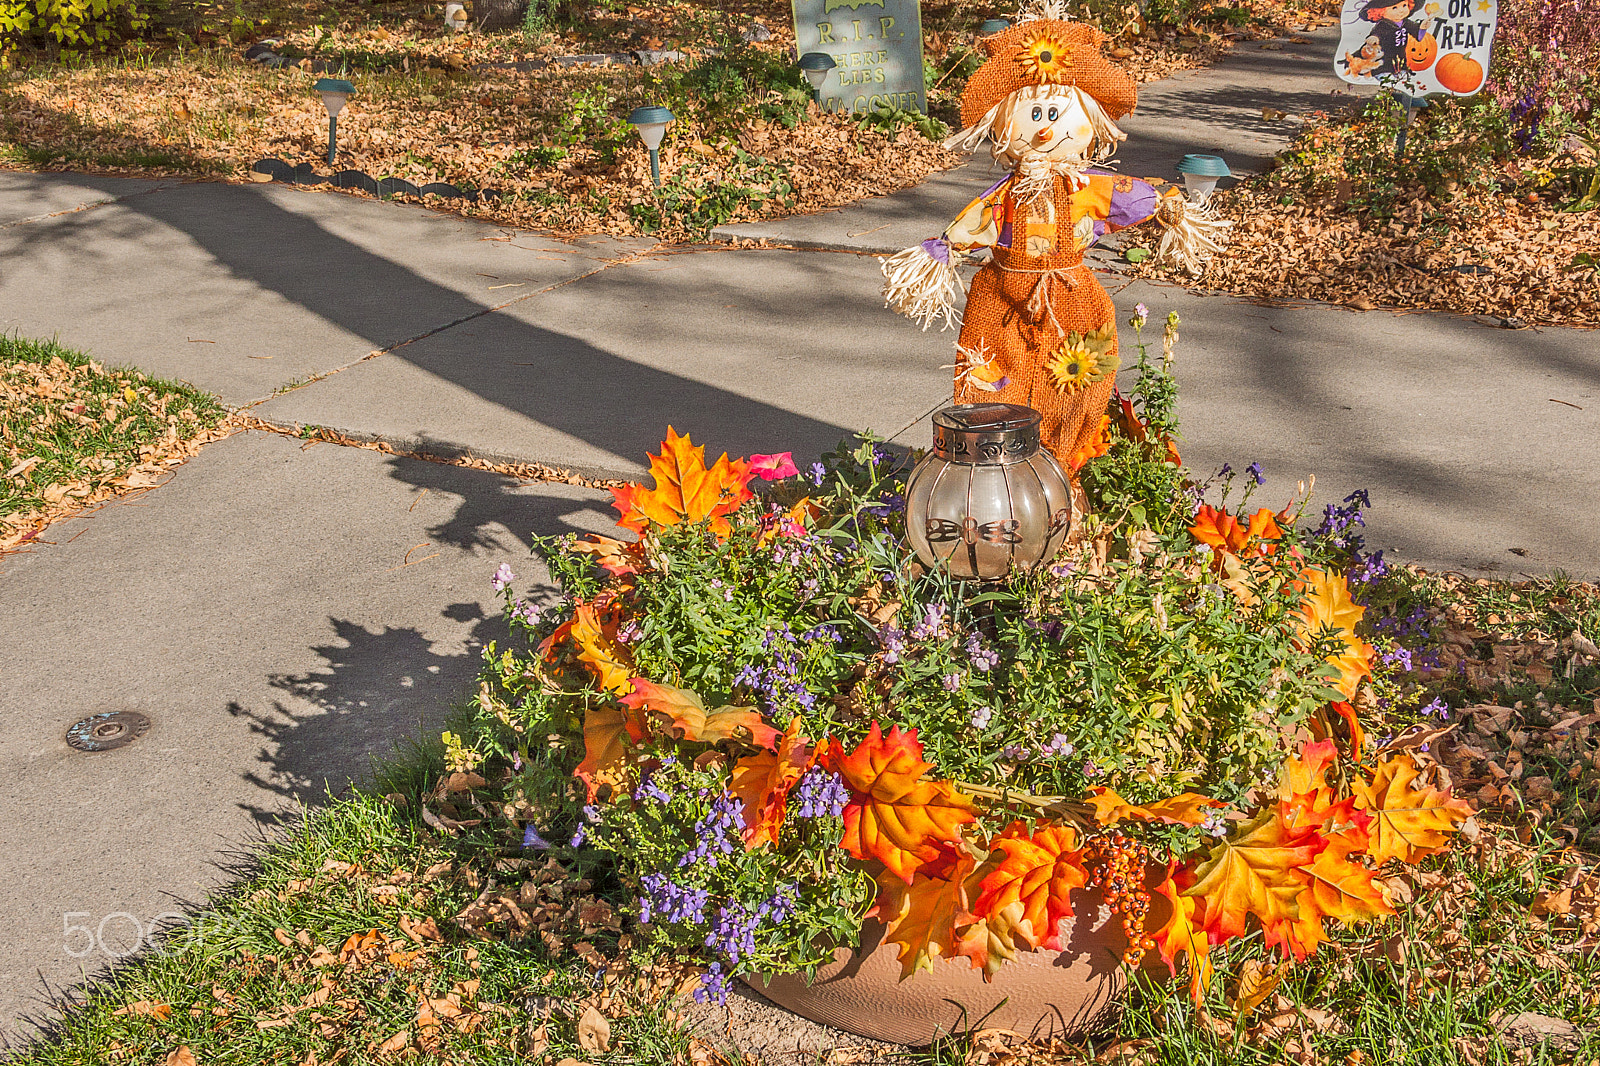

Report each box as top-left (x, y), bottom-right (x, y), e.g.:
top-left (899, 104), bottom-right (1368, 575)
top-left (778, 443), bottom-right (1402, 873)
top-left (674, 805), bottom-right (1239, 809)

top-left (748, 452), bottom-right (799, 481)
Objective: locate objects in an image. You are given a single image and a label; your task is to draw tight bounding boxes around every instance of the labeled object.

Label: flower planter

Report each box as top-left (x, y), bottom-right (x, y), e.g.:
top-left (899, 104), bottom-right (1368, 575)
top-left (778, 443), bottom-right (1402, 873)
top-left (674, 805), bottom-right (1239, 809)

top-left (747, 890), bottom-right (1134, 1046)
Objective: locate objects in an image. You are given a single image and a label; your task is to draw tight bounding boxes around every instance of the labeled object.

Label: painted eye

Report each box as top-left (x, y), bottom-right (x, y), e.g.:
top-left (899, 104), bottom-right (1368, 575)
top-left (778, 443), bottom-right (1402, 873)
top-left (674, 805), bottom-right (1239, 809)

top-left (1030, 106), bottom-right (1042, 122)
top-left (1047, 106), bottom-right (1059, 122)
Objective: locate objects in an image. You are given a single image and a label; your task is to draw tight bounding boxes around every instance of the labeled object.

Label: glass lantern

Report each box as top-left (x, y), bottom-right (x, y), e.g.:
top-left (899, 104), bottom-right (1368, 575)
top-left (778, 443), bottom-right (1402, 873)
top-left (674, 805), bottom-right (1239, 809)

top-left (905, 404), bottom-right (1073, 580)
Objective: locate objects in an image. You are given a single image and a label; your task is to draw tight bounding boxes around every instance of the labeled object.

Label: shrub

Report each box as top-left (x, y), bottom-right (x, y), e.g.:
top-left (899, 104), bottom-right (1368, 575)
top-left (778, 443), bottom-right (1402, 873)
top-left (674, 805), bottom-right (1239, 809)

top-left (0, 0), bottom-right (147, 52)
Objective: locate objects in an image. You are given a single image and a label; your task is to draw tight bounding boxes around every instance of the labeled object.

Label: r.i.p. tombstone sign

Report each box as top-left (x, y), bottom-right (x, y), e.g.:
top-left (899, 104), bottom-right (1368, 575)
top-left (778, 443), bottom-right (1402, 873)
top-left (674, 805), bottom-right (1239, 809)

top-left (793, 0), bottom-right (927, 115)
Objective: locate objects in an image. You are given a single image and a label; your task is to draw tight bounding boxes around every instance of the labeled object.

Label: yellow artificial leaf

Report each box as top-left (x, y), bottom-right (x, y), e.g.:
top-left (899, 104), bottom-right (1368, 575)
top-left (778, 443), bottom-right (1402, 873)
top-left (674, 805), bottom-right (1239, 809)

top-left (1087, 787), bottom-right (1223, 827)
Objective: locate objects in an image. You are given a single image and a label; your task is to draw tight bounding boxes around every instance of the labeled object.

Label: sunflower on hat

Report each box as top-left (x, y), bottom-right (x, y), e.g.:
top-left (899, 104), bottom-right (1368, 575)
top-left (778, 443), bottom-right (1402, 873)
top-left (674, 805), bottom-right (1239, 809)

top-left (1018, 32), bottom-right (1075, 83)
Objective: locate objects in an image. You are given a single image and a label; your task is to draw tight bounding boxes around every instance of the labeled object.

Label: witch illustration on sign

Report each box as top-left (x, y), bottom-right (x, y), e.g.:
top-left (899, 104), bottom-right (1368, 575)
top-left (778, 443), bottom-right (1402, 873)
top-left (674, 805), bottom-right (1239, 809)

top-left (880, 1), bottom-right (1232, 468)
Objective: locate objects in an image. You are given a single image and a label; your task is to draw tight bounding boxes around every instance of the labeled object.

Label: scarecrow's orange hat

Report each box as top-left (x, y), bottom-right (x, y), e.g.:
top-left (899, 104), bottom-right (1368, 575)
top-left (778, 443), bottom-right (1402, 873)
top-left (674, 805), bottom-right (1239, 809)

top-left (960, 20), bottom-right (1139, 128)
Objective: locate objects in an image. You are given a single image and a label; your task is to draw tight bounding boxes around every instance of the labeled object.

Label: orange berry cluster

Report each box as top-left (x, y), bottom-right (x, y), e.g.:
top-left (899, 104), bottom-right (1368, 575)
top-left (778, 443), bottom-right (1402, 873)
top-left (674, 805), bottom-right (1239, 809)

top-left (1083, 829), bottom-right (1155, 967)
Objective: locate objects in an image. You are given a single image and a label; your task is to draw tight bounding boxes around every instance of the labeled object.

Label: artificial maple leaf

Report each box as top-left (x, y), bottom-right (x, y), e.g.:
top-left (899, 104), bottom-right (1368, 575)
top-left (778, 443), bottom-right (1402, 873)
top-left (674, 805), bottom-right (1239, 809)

top-left (1150, 862), bottom-right (1212, 1003)
top-left (823, 722), bottom-right (978, 883)
top-left (728, 719), bottom-right (811, 847)
top-left (872, 848), bottom-right (975, 978)
top-left (755, 497), bottom-right (819, 547)
top-left (972, 821), bottom-right (1088, 951)
top-left (1184, 806), bottom-right (1322, 947)
top-left (1087, 787), bottom-right (1223, 827)
top-left (540, 600), bottom-right (633, 695)
top-left (1350, 753), bottom-right (1472, 866)
top-left (1067, 414), bottom-right (1112, 473)
top-left (573, 701), bottom-right (648, 801)
top-left (1292, 567), bottom-right (1374, 700)
top-left (609, 427), bottom-right (754, 539)
top-left (1284, 829), bottom-right (1394, 960)
top-left (621, 680), bottom-right (780, 751)
top-left (569, 534), bottom-right (644, 579)
top-left (1189, 504), bottom-right (1282, 561)
top-left (953, 897), bottom-right (1032, 980)
top-left (1326, 699), bottom-right (1366, 760)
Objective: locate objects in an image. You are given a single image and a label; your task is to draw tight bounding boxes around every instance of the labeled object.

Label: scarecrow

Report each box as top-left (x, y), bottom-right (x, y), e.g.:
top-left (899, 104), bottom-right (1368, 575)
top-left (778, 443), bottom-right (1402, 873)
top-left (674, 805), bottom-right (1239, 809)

top-left (881, 5), bottom-right (1232, 467)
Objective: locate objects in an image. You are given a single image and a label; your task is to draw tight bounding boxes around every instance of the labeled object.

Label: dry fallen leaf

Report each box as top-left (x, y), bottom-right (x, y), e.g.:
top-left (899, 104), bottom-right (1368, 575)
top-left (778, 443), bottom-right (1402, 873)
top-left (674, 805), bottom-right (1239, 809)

top-left (164, 1048), bottom-right (198, 1066)
top-left (577, 1005), bottom-right (611, 1053)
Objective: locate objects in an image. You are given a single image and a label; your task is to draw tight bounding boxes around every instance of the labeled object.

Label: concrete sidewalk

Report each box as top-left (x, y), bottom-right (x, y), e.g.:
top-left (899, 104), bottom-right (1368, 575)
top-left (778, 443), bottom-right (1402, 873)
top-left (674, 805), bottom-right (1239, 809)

top-left (0, 38), bottom-right (1595, 1041)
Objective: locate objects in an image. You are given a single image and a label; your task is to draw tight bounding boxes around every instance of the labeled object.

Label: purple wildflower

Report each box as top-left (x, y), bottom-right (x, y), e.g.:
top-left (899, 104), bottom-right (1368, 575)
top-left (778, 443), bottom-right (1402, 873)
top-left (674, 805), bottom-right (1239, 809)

top-left (491, 562), bottom-right (515, 592)
top-left (793, 767), bottom-right (849, 819)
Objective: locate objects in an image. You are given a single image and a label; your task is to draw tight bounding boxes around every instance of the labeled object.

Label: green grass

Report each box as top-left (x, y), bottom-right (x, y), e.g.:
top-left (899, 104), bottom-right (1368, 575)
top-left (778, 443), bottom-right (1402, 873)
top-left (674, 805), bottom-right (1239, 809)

top-left (1, 334), bottom-right (227, 529)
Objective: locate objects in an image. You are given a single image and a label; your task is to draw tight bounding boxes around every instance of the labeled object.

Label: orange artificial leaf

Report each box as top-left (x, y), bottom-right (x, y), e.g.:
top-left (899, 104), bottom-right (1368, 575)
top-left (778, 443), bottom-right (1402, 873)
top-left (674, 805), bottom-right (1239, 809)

top-left (824, 722), bottom-right (979, 884)
top-left (609, 427), bottom-right (755, 539)
top-left (1327, 700), bottom-right (1366, 760)
top-left (872, 849), bottom-right (975, 978)
top-left (952, 898), bottom-right (1031, 980)
top-left (1292, 567), bottom-right (1374, 700)
top-left (1087, 787), bottom-right (1223, 827)
top-left (1067, 414), bottom-right (1112, 473)
top-left (1350, 754), bottom-right (1472, 866)
top-left (1285, 830), bottom-right (1394, 960)
top-left (1188, 504), bottom-right (1282, 560)
top-left (1184, 807), bottom-right (1320, 947)
top-left (972, 822), bottom-right (1088, 951)
top-left (573, 702), bottom-right (648, 801)
top-left (622, 680), bottom-right (780, 750)
top-left (756, 497), bottom-right (820, 546)
top-left (1150, 863), bottom-right (1212, 1003)
top-left (570, 534), bottom-right (644, 578)
top-left (728, 719), bottom-right (812, 847)
top-left (570, 602), bottom-right (634, 695)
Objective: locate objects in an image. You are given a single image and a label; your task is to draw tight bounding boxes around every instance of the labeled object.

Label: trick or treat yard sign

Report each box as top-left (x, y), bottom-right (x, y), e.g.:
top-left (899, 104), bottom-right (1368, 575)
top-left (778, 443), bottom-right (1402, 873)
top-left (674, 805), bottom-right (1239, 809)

top-left (1335, 0), bottom-right (1498, 96)
top-left (793, 0), bottom-right (928, 115)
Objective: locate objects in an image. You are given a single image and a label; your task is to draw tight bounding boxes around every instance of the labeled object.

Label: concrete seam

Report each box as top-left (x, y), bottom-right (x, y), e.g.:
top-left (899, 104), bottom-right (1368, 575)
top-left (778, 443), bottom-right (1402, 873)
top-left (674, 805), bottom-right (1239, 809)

top-left (235, 246), bottom-right (664, 410)
top-left (0, 181), bottom-right (179, 230)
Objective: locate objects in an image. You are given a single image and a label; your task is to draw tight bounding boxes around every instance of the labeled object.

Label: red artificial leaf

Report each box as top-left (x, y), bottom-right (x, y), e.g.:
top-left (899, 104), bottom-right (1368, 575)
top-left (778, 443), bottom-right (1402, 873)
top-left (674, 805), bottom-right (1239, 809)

top-left (1189, 504), bottom-right (1282, 562)
top-left (728, 719), bottom-right (812, 847)
top-left (823, 722), bottom-right (978, 884)
top-left (972, 821), bottom-right (1088, 951)
top-left (621, 680), bottom-right (780, 751)
top-left (609, 427), bottom-right (754, 538)
top-left (1284, 829), bottom-right (1394, 960)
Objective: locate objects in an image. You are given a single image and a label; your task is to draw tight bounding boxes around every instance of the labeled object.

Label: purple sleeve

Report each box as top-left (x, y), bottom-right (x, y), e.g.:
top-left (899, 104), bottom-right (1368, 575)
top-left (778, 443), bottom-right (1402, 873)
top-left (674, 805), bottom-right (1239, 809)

top-left (1105, 179), bottom-right (1164, 233)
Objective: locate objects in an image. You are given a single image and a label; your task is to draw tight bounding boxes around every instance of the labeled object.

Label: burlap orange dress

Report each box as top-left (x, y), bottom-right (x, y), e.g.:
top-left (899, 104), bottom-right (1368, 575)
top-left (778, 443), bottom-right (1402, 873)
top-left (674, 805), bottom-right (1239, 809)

top-left (950, 169), bottom-right (1175, 462)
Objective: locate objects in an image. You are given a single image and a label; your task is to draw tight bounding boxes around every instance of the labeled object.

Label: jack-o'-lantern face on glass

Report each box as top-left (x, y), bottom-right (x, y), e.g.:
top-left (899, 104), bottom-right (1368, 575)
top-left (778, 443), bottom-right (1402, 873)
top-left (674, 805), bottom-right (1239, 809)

top-left (999, 87), bottom-right (1095, 163)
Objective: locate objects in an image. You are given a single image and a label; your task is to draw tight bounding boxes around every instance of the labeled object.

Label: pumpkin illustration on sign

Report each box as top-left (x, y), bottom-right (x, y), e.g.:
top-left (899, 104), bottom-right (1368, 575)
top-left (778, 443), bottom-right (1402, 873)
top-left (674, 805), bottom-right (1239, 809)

top-left (879, 2), bottom-right (1233, 468)
top-left (1435, 51), bottom-right (1484, 92)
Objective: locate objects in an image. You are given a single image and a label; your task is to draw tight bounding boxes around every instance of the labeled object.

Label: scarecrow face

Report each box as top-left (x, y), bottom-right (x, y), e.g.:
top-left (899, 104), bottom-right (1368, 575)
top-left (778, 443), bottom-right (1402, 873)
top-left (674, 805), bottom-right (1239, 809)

top-left (1001, 88), bottom-right (1094, 163)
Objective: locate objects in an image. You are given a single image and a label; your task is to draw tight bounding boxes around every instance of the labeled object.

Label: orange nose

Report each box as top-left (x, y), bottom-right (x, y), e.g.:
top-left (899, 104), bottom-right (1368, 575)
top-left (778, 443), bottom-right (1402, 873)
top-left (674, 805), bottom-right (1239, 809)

top-left (1035, 128), bottom-right (1054, 143)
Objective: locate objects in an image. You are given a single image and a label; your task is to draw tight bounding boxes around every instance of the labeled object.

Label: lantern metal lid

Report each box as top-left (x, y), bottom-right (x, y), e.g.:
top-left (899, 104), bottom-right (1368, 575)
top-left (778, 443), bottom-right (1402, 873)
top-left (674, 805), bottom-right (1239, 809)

top-left (931, 403), bottom-right (1041, 465)
top-left (978, 18), bottom-right (1011, 35)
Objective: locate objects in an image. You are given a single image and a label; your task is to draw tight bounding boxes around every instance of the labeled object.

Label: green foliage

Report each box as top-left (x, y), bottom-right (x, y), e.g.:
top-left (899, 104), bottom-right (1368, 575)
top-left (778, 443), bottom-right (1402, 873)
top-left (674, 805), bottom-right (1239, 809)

top-left (585, 758), bottom-right (875, 979)
top-left (1276, 93), bottom-right (1515, 218)
top-left (626, 149), bottom-right (794, 238)
top-left (1080, 311), bottom-right (1188, 538)
top-left (0, 0), bottom-right (147, 52)
top-left (855, 102), bottom-right (947, 142)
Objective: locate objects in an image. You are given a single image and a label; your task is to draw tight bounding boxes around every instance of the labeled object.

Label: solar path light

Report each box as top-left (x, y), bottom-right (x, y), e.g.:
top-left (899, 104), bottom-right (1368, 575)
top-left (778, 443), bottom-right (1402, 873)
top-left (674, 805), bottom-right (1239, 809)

top-left (797, 52), bottom-right (836, 104)
top-left (315, 78), bottom-right (355, 166)
top-left (1175, 153), bottom-right (1231, 201)
top-left (628, 105), bottom-right (675, 187)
